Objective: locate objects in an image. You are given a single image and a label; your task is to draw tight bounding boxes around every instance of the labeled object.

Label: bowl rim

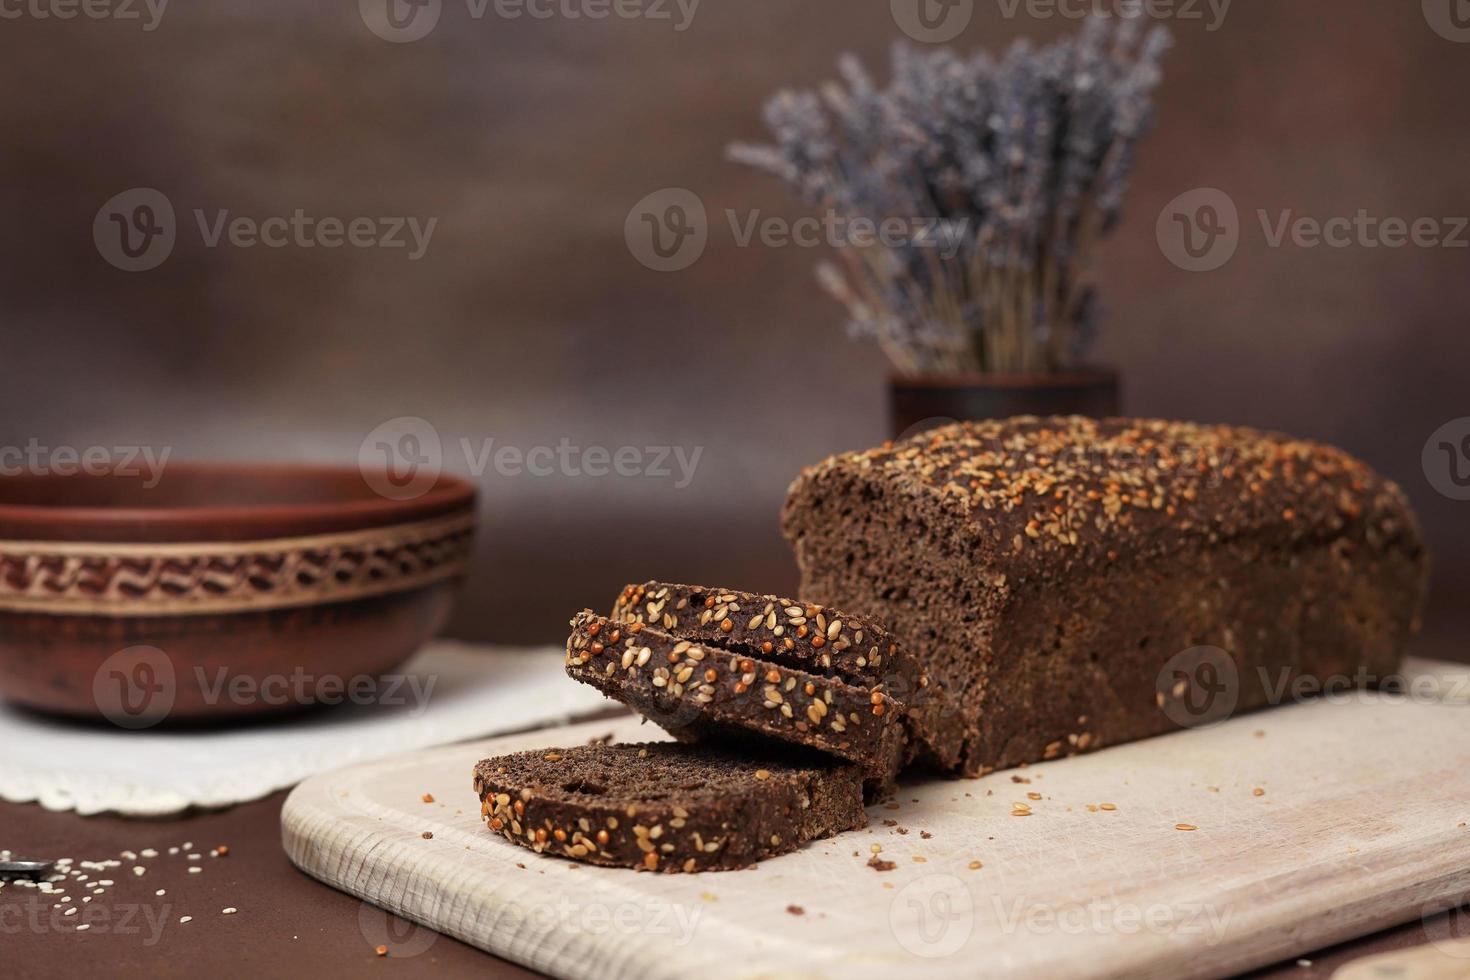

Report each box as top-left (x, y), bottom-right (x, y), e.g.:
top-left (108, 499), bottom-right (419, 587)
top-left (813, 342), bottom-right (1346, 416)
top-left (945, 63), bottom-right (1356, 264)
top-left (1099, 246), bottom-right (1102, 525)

top-left (0, 461), bottom-right (478, 543)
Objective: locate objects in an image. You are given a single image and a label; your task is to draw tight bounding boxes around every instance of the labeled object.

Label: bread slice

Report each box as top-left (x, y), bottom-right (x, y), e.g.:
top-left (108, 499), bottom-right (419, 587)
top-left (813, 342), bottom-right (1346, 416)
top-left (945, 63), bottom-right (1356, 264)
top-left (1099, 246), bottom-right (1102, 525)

top-left (782, 416), bottom-right (1429, 776)
top-left (566, 610), bottom-right (908, 789)
top-left (473, 742), bottom-right (867, 872)
top-left (610, 582), bottom-right (963, 770)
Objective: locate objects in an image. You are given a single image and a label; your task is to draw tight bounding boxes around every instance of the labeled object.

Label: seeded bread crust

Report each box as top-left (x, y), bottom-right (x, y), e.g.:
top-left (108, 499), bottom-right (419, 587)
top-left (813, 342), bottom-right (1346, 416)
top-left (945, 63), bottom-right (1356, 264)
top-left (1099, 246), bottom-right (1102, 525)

top-left (781, 416), bottom-right (1429, 775)
top-left (473, 742), bottom-right (867, 872)
top-left (610, 582), bottom-right (963, 769)
top-left (566, 610), bottom-right (906, 786)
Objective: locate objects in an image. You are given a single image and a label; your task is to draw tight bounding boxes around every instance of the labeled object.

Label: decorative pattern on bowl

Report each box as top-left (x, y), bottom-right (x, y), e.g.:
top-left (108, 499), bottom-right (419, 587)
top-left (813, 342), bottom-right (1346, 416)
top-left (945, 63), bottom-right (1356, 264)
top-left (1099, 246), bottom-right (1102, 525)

top-left (0, 512), bottom-right (474, 617)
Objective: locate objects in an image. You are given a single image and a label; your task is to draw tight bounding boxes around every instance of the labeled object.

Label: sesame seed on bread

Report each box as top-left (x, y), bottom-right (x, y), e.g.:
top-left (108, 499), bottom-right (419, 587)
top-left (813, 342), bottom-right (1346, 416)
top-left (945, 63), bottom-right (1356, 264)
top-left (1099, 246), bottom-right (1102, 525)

top-left (473, 742), bottom-right (866, 872)
top-left (609, 582), bottom-right (964, 770)
top-left (783, 416), bottom-right (1429, 775)
top-left (565, 610), bottom-right (909, 790)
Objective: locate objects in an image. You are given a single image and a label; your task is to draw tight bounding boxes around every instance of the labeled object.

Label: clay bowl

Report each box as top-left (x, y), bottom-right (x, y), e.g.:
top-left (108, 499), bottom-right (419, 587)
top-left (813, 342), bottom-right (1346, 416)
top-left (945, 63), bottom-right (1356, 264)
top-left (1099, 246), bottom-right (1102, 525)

top-left (0, 463), bottom-right (476, 726)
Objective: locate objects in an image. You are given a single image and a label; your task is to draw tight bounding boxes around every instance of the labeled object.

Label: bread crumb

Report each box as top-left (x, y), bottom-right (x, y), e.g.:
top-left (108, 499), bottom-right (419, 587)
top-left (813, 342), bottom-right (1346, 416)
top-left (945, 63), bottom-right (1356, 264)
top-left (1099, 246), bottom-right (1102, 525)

top-left (421, 794), bottom-right (435, 804)
top-left (786, 905), bottom-right (804, 916)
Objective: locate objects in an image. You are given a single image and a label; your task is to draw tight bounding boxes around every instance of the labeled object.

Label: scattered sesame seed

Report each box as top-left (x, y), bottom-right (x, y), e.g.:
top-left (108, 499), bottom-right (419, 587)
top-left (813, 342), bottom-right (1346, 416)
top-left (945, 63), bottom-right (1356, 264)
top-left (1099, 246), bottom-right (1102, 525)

top-left (221, 907), bottom-right (238, 915)
top-left (1175, 824), bottom-right (1198, 832)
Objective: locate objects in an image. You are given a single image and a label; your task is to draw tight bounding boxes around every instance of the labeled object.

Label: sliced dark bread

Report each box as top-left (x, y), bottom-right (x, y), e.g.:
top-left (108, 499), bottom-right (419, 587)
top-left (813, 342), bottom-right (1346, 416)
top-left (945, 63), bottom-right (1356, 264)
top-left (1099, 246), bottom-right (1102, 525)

top-left (565, 610), bottom-right (908, 789)
top-left (782, 416), bottom-right (1429, 775)
top-left (610, 582), bottom-right (964, 770)
top-left (473, 742), bottom-right (866, 872)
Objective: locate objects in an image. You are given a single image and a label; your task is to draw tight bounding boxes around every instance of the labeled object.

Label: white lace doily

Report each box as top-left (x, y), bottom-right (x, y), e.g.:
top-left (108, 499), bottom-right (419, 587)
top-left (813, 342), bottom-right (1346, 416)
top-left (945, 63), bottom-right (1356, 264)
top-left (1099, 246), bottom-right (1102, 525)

top-left (0, 642), bottom-right (612, 816)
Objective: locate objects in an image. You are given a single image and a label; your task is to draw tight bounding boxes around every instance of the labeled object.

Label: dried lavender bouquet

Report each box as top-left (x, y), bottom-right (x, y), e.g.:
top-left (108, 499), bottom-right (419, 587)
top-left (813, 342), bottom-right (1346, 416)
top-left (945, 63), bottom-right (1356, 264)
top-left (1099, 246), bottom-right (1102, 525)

top-left (729, 16), bottom-right (1169, 375)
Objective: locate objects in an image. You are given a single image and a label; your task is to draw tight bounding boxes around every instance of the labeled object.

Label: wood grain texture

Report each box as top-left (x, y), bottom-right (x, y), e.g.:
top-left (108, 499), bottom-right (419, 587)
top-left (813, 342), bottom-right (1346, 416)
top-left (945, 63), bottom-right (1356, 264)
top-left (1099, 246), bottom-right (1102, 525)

top-left (282, 659), bottom-right (1470, 980)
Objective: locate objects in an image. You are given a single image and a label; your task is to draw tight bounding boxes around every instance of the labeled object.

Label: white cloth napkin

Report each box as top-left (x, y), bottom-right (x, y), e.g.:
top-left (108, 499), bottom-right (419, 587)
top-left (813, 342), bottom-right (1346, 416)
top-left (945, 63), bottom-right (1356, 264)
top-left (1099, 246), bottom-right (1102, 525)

top-left (0, 642), bottom-right (612, 816)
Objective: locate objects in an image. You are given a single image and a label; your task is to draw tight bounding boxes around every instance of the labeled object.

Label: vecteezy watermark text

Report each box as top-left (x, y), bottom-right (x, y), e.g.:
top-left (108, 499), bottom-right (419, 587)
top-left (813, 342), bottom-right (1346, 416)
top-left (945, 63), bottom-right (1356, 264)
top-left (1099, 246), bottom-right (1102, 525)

top-left (1424, 417), bottom-right (1470, 500)
top-left (624, 187), bottom-right (970, 272)
top-left (1157, 187), bottom-right (1468, 272)
top-left (1156, 647), bottom-right (1470, 730)
top-left (1423, 0), bottom-right (1470, 43)
top-left (359, 417), bottom-right (704, 501)
top-left (992, 895), bottom-right (1233, 944)
top-left (0, 440), bottom-right (170, 487)
top-left (1256, 666), bottom-right (1470, 708)
top-left (994, 0), bottom-right (1231, 31)
top-left (92, 646), bottom-right (438, 729)
top-left (0, 0), bottom-right (167, 30)
top-left (94, 188), bottom-right (437, 272)
top-left (358, 0), bottom-right (700, 43)
top-left (0, 895), bottom-right (172, 945)
top-left (193, 668), bottom-right (437, 714)
top-left (461, 438), bottom-right (703, 487)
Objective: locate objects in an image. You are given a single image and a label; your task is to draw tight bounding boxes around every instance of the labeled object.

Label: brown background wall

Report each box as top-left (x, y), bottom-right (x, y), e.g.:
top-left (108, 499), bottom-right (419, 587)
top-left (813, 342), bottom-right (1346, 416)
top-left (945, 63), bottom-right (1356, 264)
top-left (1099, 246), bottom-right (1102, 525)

top-left (2, 0), bottom-right (1467, 649)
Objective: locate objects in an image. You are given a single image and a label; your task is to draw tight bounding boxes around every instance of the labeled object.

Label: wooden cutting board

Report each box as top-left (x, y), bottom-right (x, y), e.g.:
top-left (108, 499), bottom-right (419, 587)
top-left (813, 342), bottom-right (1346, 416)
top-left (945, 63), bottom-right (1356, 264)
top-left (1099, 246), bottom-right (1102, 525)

top-left (282, 658), bottom-right (1470, 980)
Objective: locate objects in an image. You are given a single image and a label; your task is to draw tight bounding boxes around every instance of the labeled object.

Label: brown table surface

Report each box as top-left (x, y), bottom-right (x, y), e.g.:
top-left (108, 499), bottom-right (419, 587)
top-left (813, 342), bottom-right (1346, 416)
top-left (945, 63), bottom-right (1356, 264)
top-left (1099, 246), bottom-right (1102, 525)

top-left (8, 624), bottom-right (1470, 979)
top-left (4, 769), bottom-right (1465, 979)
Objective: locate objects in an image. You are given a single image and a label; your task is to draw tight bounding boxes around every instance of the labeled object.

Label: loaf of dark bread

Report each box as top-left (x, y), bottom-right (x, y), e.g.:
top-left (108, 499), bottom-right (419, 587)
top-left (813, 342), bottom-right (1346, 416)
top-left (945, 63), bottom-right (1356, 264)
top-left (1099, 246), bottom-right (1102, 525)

top-left (609, 582), bottom-right (964, 769)
top-left (781, 416), bottom-right (1429, 775)
top-left (565, 609), bottom-right (909, 789)
top-left (473, 742), bottom-right (866, 872)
